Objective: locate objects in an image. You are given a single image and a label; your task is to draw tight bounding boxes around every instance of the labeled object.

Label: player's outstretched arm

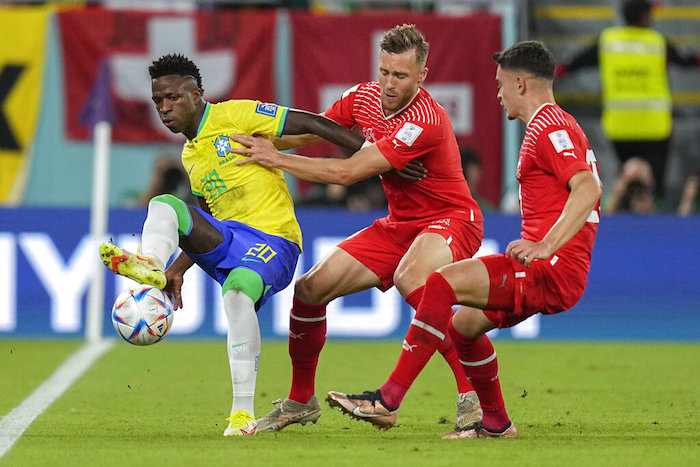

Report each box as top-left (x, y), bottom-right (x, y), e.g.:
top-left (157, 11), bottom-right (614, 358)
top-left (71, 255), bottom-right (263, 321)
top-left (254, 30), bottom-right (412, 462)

top-left (230, 134), bottom-right (392, 186)
top-left (271, 134), bottom-right (324, 151)
top-left (281, 109), bottom-right (426, 181)
top-left (284, 109), bottom-right (365, 152)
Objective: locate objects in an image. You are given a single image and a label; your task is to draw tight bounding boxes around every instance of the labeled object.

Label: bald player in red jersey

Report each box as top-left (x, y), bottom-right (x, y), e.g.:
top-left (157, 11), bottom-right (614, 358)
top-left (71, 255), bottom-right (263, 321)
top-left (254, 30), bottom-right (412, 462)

top-left (230, 24), bottom-right (484, 435)
top-left (325, 40), bottom-right (602, 439)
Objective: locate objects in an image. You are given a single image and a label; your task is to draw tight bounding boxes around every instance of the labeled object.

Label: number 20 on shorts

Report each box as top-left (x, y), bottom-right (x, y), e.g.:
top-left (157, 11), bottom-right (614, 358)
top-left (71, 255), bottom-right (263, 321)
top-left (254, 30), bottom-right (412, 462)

top-left (244, 243), bottom-right (277, 263)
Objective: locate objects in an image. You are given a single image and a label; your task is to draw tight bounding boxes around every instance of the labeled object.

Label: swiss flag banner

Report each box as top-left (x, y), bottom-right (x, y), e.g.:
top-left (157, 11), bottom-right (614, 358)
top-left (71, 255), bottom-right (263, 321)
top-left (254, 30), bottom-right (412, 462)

top-left (59, 8), bottom-right (276, 143)
top-left (290, 12), bottom-right (503, 207)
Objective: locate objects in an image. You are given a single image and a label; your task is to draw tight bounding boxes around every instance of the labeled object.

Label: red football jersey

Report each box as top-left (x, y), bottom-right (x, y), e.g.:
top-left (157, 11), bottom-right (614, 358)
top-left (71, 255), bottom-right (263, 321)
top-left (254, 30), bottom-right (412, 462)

top-left (517, 103), bottom-right (600, 269)
top-left (324, 82), bottom-right (482, 223)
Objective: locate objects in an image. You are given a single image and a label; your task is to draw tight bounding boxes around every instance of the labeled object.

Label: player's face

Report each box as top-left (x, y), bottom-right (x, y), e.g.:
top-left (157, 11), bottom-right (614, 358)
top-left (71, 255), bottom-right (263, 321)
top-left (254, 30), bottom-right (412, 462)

top-left (151, 74), bottom-right (201, 136)
top-left (495, 65), bottom-right (520, 121)
top-left (377, 49), bottom-right (427, 116)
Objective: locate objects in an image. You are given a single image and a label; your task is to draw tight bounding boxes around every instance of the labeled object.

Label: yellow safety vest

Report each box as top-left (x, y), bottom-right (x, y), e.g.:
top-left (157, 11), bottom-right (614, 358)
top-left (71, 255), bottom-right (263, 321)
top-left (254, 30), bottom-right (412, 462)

top-left (599, 26), bottom-right (671, 141)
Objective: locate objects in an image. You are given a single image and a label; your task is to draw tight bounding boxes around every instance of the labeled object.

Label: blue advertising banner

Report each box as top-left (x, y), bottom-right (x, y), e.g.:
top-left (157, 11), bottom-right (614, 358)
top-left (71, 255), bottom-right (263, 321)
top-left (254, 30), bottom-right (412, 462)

top-left (0, 207), bottom-right (698, 341)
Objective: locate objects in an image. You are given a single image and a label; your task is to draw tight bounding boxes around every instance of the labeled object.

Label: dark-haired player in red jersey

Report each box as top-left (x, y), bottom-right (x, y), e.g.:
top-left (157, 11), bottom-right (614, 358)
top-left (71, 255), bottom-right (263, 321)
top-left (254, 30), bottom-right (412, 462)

top-left (325, 40), bottom-right (602, 439)
top-left (230, 24), bottom-right (484, 434)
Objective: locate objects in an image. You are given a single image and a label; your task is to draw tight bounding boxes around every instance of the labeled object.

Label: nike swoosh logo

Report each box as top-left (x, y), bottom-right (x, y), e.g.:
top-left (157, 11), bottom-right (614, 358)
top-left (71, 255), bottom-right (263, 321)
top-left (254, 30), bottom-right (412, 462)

top-left (241, 257), bottom-right (262, 263)
top-left (231, 342), bottom-right (248, 349)
top-left (188, 165), bottom-right (195, 176)
top-left (352, 407), bottom-right (384, 418)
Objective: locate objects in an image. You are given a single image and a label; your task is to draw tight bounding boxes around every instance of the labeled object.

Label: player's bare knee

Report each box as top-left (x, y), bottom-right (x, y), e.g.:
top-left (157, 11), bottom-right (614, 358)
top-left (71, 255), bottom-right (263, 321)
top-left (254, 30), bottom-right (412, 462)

top-left (453, 306), bottom-right (492, 340)
top-left (294, 273), bottom-right (321, 304)
top-left (450, 319), bottom-right (480, 341)
top-left (393, 268), bottom-right (425, 297)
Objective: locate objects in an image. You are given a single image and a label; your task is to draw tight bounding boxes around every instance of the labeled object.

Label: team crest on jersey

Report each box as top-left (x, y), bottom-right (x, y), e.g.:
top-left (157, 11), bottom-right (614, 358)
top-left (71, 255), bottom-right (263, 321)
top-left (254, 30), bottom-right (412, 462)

top-left (394, 122), bottom-right (423, 147)
top-left (214, 135), bottom-right (232, 157)
top-left (255, 102), bottom-right (278, 117)
top-left (548, 130), bottom-right (576, 157)
top-left (362, 128), bottom-right (376, 142)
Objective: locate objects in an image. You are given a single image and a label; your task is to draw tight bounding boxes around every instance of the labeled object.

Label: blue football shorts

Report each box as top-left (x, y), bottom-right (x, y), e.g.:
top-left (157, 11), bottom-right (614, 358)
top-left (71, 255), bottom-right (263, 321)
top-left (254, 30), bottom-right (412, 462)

top-left (185, 206), bottom-right (301, 307)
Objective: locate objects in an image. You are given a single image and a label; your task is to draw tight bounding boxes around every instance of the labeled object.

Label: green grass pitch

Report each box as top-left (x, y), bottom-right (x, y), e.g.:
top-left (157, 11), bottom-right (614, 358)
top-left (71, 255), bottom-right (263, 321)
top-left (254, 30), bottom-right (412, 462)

top-left (1, 340), bottom-right (699, 466)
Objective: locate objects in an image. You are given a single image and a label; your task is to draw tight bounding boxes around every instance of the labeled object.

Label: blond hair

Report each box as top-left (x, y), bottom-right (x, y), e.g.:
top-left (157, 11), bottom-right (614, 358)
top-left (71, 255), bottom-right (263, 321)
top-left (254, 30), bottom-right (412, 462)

top-left (380, 24), bottom-right (429, 66)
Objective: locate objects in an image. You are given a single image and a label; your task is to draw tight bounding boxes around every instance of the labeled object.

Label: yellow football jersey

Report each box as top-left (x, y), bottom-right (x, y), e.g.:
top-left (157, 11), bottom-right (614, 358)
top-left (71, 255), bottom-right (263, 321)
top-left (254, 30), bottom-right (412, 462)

top-left (181, 100), bottom-right (302, 248)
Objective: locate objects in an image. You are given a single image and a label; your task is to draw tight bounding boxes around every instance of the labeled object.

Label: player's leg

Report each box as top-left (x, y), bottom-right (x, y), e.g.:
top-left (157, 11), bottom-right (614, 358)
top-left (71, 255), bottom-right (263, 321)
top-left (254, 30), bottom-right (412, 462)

top-left (222, 267), bottom-right (263, 436)
top-left (445, 313), bottom-right (516, 439)
top-left (200, 227), bottom-right (300, 436)
top-left (290, 248), bottom-right (380, 399)
top-left (385, 232), bottom-right (475, 422)
top-left (257, 247), bottom-right (382, 432)
top-left (99, 194), bottom-right (224, 288)
top-left (328, 258), bottom-right (489, 431)
top-left (441, 256), bottom-right (518, 440)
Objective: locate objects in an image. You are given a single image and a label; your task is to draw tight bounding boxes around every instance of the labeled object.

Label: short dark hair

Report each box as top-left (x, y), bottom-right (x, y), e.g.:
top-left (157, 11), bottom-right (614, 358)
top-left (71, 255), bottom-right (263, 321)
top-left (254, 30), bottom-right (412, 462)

top-left (622, 0), bottom-right (652, 26)
top-left (492, 41), bottom-right (556, 80)
top-left (148, 53), bottom-right (203, 93)
top-left (380, 24), bottom-right (429, 67)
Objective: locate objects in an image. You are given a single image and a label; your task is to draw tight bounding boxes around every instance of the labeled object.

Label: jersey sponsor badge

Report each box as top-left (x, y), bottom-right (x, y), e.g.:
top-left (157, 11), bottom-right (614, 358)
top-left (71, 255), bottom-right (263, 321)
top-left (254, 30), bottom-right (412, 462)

top-left (255, 102), bottom-right (278, 117)
top-left (548, 129), bottom-right (575, 156)
top-left (394, 122), bottom-right (423, 147)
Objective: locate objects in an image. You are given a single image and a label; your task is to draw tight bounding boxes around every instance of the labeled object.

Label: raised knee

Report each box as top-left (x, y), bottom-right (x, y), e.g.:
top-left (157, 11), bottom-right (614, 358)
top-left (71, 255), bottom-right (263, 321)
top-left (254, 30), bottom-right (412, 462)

top-left (450, 312), bottom-right (486, 341)
top-left (223, 268), bottom-right (263, 304)
top-left (150, 193), bottom-right (179, 204)
top-left (149, 194), bottom-right (192, 236)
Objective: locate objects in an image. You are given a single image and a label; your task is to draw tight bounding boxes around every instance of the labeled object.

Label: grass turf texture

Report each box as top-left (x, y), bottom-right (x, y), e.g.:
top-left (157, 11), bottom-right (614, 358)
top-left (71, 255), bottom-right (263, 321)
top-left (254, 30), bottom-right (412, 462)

top-left (2, 340), bottom-right (699, 466)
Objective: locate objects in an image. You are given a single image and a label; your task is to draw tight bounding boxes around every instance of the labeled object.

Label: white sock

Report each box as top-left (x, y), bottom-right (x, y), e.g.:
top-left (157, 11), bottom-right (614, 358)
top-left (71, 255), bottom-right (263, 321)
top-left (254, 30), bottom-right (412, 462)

top-left (223, 290), bottom-right (261, 418)
top-left (140, 200), bottom-right (179, 269)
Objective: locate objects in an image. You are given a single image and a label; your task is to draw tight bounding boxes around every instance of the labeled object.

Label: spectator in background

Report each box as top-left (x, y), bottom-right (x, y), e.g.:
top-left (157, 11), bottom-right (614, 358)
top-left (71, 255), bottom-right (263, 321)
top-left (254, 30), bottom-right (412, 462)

top-left (299, 178), bottom-right (387, 211)
top-left (606, 158), bottom-right (656, 214)
top-left (137, 153), bottom-right (195, 206)
top-left (556, 0), bottom-right (700, 201)
top-left (678, 166), bottom-right (700, 217)
top-left (460, 145), bottom-right (494, 211)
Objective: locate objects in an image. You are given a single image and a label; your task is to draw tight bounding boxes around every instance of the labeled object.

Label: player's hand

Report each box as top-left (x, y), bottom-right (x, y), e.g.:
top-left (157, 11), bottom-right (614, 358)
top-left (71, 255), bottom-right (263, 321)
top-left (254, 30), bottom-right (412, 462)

top-left (505, 239), bottom-right (553, 267)
top-left (230, 134), bottom-right (282, 168)
top-left (164, 269), bottom-right (185, 310)
top-left (384, 159), bottom-right (427, 181)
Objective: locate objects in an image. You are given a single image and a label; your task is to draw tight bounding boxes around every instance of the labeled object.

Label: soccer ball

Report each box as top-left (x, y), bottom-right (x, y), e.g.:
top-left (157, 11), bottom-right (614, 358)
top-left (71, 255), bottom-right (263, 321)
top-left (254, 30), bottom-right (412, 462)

top-left (111, 286), bottom-right (174, 346)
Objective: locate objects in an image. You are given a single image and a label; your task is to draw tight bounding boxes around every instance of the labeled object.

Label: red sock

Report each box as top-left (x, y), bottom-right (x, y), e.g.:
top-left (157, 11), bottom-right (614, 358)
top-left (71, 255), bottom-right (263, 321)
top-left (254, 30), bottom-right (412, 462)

top-left (436, 333), bottom-right (472, 394)
top-left (448, 324), bottom-right (511, 431)
top-left (404, 285), bottom-right (472, 394)
top-left (288, 297), bottom-right (327, 404)
top-left (382, 273), bottom-right (471, 408)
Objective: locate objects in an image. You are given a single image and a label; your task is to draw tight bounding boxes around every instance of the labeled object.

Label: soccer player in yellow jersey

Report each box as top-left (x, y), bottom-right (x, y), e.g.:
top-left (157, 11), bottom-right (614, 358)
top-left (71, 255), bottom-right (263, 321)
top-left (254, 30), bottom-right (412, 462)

top-left (99, 54), bottom-right (367, 436)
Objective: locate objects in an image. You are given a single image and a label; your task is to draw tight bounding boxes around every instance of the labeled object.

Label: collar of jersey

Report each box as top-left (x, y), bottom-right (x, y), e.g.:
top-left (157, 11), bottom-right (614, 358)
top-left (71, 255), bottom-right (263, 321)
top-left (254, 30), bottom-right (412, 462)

top-left (192, 102), bottom-right (212, 141)
top-left (382, 88), bottom-right (421, 120)
top-left (527, 102), bottom-right (555, 127)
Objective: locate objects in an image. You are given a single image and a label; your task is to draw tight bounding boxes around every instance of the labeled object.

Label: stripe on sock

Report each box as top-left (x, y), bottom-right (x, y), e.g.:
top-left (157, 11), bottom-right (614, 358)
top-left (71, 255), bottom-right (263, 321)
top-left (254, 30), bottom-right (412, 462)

top-left (459, 351), bottom-right (497, 367)
top-left (410, 318), bottom-right (445, 340)
top-left (290, 312), bottom-right (326, 323)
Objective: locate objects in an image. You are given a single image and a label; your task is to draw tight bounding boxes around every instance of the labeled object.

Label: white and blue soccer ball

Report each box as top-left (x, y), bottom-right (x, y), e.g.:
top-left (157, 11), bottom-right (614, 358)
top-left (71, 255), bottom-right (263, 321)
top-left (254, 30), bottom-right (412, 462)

top-left (111, 286), bottom-right (174, 346)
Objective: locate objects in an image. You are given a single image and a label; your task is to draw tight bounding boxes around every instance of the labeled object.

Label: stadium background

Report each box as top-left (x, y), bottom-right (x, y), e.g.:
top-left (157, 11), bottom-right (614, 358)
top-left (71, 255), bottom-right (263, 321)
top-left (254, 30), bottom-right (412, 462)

top-left (0, 0), bottom-right (699, 342)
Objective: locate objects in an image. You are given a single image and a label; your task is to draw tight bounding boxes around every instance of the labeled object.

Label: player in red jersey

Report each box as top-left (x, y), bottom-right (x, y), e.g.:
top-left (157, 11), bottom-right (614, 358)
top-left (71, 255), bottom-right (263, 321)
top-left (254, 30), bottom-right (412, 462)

top-left (230, 24), bottom-right (484, 433)
top-left (325, 40), bottom-right (602, 438)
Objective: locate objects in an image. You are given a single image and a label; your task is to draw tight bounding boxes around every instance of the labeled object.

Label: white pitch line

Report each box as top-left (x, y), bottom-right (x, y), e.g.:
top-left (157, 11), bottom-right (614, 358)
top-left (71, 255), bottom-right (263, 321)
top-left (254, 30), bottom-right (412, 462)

top-left (0, 339), bottom-right (115, 458)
